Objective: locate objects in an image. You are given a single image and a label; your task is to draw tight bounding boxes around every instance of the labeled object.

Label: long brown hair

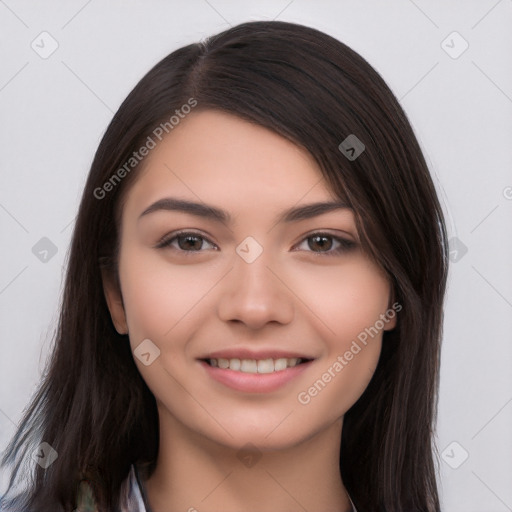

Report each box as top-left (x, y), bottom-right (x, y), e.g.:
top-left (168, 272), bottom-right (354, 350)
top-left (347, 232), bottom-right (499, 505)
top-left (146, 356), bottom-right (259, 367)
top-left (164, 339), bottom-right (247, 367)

top-left (1, 20), bottom-right (448, 511)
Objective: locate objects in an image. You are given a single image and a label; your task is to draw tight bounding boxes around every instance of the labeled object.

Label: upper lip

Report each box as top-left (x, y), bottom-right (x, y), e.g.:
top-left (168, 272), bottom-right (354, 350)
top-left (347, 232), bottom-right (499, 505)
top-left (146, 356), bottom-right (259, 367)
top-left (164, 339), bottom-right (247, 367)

top-left (199, 348), bottom-right (315, 361)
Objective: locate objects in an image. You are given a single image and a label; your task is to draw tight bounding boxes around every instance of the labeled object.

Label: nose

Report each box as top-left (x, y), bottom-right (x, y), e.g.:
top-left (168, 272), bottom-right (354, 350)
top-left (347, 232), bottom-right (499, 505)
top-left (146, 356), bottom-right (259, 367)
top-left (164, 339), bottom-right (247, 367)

top-left (216, 250), bottom-right (295, 330)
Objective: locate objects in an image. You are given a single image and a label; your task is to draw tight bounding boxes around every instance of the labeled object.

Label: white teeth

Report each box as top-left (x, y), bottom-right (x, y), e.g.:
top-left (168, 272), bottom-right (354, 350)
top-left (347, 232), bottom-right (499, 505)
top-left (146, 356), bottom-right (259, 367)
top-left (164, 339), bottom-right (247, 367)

top-left (229, 358), bottom-right (241, 371)
top-left (274, 358), bottom-right (287, 371)
top-left (241, 359), bottom-right (257, 373)
top-left (218, 358), bottom-right (229, 369)
top-left (208, 357), bottom-right (304, 373)
top-left (257, 359), bottom-right (274, 374)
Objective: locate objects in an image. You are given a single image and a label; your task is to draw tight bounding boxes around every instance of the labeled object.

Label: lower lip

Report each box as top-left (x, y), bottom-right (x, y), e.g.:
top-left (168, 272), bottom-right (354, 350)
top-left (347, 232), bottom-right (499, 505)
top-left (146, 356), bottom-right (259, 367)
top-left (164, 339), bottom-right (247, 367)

top-left (199, 360), bottom-right (313, 393)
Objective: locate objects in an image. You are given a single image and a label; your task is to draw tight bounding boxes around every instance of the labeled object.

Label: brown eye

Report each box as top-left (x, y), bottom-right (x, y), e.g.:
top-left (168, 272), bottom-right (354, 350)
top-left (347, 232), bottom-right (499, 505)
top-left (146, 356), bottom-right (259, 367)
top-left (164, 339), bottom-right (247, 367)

top-left (308, 235), bottom-right (333, 252)
top-left (156, 231), bottom-right (217, 252)
top-left (296, 233), bottom-right (356, 255)
top-left (176, 234), bottom-right (204, 251)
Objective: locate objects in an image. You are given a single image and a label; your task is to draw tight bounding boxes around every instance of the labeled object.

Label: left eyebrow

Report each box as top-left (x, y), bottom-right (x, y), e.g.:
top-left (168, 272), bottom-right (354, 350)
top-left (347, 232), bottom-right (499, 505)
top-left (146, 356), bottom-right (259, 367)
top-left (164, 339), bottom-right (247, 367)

top-left (138, 197), bottom-right (352, 224)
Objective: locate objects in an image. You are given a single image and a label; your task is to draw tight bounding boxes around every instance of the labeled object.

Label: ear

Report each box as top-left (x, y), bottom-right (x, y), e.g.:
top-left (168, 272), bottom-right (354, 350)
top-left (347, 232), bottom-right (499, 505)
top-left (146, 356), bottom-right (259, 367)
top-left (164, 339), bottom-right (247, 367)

top-left (384, 287), bottom-right (398, 331)
top-left (101, 267), bottom-right (128, 335)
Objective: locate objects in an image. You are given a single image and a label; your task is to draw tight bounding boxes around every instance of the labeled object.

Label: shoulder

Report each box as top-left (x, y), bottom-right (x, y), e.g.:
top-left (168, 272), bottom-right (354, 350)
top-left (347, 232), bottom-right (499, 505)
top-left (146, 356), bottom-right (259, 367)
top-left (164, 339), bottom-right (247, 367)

top-left (75, 480), bottom-right (99, 512)
top-left (75, 464), bottom-right (146, 512)
top-left (118, 464), bottom-right (148, 512)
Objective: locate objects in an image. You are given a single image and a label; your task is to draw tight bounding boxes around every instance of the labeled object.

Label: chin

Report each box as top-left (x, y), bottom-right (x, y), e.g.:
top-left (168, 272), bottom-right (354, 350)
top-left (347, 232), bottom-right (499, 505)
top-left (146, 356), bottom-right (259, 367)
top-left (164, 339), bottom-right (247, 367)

top-left (203, 421), bottom-right (318, 453)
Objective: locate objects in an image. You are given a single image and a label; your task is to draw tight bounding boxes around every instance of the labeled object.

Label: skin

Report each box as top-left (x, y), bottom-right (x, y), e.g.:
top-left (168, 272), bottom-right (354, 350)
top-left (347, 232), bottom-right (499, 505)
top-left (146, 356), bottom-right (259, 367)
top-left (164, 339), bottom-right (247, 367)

top-left (103, 110), bottom-right (396, 512)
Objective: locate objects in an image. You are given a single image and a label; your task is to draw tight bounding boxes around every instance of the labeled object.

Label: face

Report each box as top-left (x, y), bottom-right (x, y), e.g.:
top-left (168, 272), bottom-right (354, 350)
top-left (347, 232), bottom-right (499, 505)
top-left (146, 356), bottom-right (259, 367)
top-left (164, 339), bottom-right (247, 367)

top-left (103, 109), bottom-right (396, 451)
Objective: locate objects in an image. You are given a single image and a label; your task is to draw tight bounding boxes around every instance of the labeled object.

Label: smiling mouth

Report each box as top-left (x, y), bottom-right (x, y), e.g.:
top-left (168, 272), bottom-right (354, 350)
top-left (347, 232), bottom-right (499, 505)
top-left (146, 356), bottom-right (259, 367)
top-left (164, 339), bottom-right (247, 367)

top-left (201, 357), bottom-right (313, 374)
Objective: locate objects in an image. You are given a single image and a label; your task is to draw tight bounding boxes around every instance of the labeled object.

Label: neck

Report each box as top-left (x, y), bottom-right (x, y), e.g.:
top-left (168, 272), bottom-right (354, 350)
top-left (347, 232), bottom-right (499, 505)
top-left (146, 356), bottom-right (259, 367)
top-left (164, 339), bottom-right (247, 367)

top-left (143, 407), bottom-right (352, 512)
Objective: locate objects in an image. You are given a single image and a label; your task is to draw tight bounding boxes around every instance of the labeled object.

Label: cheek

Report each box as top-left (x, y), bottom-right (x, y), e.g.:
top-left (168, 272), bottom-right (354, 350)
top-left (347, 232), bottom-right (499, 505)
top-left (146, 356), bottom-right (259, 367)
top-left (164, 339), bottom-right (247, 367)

top-left (295, 345), bottom-right (381, 427)
top-left (118, 247), bottom-right (216, 343)
top-left (116, 249), bottom-right (209, 412)
top-left (289, 258), bottom-right (391, 345)
top-left (292, 261), bottom-right (389, 404)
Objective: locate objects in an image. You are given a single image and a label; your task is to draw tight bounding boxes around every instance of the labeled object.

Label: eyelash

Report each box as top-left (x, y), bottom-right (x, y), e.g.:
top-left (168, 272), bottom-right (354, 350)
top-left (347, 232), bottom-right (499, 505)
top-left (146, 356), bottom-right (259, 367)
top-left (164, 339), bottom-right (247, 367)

top-left (155, 230), bottom-right (356, 256)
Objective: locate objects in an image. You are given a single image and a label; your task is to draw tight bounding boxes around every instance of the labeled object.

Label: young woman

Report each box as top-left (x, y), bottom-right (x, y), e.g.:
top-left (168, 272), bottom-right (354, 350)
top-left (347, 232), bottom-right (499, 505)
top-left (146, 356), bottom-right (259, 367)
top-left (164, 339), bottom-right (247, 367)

top-left (0, 20), bottom-right (448, 512)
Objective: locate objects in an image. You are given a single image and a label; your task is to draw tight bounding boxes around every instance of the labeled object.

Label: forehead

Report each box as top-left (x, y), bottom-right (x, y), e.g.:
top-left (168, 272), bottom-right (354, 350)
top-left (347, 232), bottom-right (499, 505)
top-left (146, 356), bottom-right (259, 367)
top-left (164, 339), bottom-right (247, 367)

top-left (121, 109), bottom-right (341, 219)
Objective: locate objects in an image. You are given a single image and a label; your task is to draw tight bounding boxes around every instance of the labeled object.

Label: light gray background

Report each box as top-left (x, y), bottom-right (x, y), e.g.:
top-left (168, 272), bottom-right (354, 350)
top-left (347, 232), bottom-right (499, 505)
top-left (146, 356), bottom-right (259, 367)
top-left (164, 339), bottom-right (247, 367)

top-left (1, 1), bottom-right (511, 510)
